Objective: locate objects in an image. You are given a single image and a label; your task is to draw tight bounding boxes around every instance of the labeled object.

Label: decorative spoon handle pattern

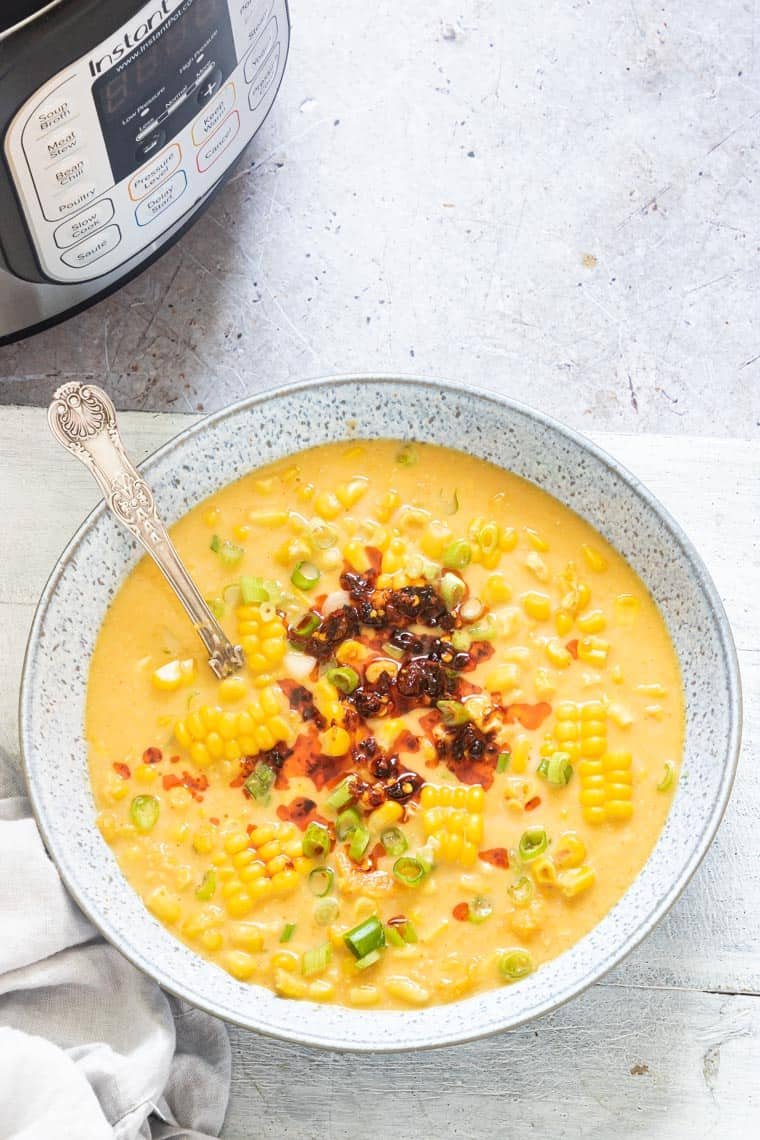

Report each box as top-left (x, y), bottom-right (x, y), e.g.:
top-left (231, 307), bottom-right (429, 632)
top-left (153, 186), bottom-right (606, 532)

top-left (48, 381), bottom-right (244, 679)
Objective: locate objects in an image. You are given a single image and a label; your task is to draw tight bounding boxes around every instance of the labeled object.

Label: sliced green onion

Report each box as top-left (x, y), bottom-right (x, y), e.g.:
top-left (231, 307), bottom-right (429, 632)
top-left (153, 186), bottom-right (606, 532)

top-left (292, 612), bottom-right (320, 638)
top-left (206, 596), bottom-right (225, 620)
top-left (336, 807), bottom-right (362, 841)
top-left (244, 762), bottom-right (276, 803)
top-left (496, 751), bottom-right (511, 774)
top-left (393, 856), bottom-right (427, 886)
top-left (130, 794), bottom-right (159, 832)
top-left (209, 534), bottom-right (221, 553)
top-left (518, 827), bottom-right (548, 862)
top-left (301, 943), bottom-right (332, 977)
top-left (382, 641), bottom-right (405, 660)
top-left (508, 876), bottom-right (534, 905)
top-left (440, 571), bottom-right (466, 611)
top-left (240, 575), bottom-right (270, 604)
top-left (657, 761), bottom-right (675, 792)
top-left (326, 777), bottom-right (355, 812)
top-left (468, 895), bottom-right (493, 924)
top-left (216, 540), bottom-right (244, 567)
top-left (291, 561), bottom-right (321, 591)
top-left (451, 630), bottom-right (471, 652)
top-left (302, 821), bottom-right (331, 859)
top-left (436, 699), bottom-right (471, 726)
top-left (396, 443), bottom-right (418, 467)
top-left (537, 754), bottom-right (574, 786)
top-left (279, 922), bottom-right (296, 943)
top-left (314, 898), bottom-right (340, 926)
top-left (349, 826), bottom-right (371, 862)
top-left (499, 948), bottom-right (534, 983)
top-left (442, 539), bottom-right (472, 570)
top-left (308, 866), bottom-right (335, 897)
top-left (195, 869), bottom-right (216, 901)
top-left (402, 919), bottom-right (418, 943)
top-left (380, 827), bottom-right (408, 857)
top-left (326, 665), bottom-right (360, 695)
top-left (355, 948), bottom-right (383, 970)
top-left (384, 924), bottom-right (405, 947)
top-left (343, 915), bottom-right (385, 959)
top-left (467, 614), bottom-right (498, 641)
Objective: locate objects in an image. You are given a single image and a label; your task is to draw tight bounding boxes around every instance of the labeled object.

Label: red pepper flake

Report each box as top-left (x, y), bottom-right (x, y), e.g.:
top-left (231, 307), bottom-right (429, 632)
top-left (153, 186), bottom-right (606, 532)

top-left (525, 795), bottom-right (542, 812)
top-left (452, 902), bottom-right (470, 922)
top-left (162, 770), bottom-right (209, 801)
top-left (505, 701), bottom-right (552, 731)
top-left (142, 747), bottom-right (162, 765)
top-left (209, 817), bottom-right (220, 826)
top-left (479, 847), bottom-right (509, 868)
top-left (112, 762), bottom-right (131, 780)
top-left (246, 823), bottom-right (254, 836)
top-left (566, 639), bottom-right (579, 660)
top-left (170, 755), bottom-right (181, 764)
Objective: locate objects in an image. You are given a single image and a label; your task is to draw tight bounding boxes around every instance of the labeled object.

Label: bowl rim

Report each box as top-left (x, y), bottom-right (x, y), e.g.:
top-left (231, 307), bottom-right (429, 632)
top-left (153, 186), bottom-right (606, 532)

top-left (19, 373), bottom-right (743, 1050)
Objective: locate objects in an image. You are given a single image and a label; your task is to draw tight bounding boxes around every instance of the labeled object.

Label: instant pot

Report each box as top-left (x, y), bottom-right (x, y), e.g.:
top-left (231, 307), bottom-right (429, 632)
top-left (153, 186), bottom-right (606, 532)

top-left (0, 0), bottom-right (289, 344)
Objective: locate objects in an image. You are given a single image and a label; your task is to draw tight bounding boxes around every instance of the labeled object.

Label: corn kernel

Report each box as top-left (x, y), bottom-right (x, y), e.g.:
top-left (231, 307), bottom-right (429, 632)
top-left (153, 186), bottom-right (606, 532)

top-left (219, 676), bottom-right (248, 702)
top-left (524, 527), bottom-right (549, 552)
top-left (554, 831), bottom-right (586, 868)
top-left (222, 950), bottom-right (258, 980)
top-left (151, 657), bottom-right (196, 692)
top-left (146, 886), bottom-right (181, 925)
top-left (546, 639), bottom-right (572, 668)
top-left (557, 865), bottom-right (596, 897)
top-left (349, 985), bottom-right (380, 1006)
top-left (384, 976), bottom-right (430, 1005)
top-left (578, 610), bottom-right (607, 634)
top-left (484, 663), bottom-right (520, 693)
top-left (274, 968), bottom-right (309, 998)
top-left (314, 490), bottom-right (342, 519)
top-left (521, 592), bottom-right (551, 622)
top-left (369, 800), bottom-right (404, 830)
top-left (230, 923), bottom-right (265, 952)
top-left (320, 726), bottom-right (351, 757)
top-left (133, 764), bottom-right (158, 784)
top-left (581, 543), bottom-right (607, 572)
top-left (336, 478), bottom-right (369, 508)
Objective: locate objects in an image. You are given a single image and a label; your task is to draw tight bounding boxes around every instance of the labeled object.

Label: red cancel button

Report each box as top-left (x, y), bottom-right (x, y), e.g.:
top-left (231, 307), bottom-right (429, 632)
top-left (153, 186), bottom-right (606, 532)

top-left (196, 110), bottom-right (240, 173)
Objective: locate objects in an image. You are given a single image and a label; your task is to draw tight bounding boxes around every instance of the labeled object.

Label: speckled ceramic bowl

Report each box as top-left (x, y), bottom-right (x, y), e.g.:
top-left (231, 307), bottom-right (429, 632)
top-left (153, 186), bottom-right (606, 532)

top-left (20, 377), bottom-right (741, 1051)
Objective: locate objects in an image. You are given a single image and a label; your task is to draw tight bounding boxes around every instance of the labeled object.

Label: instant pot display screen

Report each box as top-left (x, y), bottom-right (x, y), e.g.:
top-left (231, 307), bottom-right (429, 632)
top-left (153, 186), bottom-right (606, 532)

top-left (92, 0), bottom-right (236, 182)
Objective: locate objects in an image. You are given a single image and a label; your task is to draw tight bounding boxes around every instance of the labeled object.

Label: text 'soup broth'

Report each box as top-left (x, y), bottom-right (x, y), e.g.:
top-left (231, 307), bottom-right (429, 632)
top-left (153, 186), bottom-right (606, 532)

top-left (87, 440), bottom-right (683, 1009)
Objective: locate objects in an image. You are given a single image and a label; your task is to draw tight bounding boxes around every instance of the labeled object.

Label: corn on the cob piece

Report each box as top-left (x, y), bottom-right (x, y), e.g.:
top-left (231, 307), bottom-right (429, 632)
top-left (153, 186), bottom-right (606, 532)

top-left (579, 748), bottom-right (633, 825)
top-left (420, 783), bottom-right (485, 865)
top-left (173, 684), bottom-right (294, 768)
top-left (205, 821), bottom-right (309, 920)
top-left (236, 603), bottom-right (287, 678)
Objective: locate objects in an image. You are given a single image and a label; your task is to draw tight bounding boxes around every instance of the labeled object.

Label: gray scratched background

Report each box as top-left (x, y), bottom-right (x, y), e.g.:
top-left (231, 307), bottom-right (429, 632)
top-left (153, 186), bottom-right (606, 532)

top-left (0, 0), bottom-right (758, 432)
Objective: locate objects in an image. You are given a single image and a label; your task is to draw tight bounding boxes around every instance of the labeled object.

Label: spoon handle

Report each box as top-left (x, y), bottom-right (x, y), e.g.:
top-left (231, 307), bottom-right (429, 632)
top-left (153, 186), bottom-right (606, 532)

top-left (48, 382), bottom-right (244, 680)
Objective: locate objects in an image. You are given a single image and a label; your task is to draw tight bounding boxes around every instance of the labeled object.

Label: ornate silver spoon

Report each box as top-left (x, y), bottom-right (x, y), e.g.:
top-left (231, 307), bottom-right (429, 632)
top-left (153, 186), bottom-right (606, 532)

top-left (48, 381), bottom-right (244, 679)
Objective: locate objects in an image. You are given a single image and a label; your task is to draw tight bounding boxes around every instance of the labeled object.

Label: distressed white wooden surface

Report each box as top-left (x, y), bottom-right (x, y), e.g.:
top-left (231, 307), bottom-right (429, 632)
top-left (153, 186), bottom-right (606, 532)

top-left (0, 407), bottom-right (757, 1137)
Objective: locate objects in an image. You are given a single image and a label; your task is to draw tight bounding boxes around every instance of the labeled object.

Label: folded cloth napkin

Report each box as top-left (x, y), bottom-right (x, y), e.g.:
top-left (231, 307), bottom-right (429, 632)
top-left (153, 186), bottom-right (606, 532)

top-left (0, 755), bottom-right (231, 1140)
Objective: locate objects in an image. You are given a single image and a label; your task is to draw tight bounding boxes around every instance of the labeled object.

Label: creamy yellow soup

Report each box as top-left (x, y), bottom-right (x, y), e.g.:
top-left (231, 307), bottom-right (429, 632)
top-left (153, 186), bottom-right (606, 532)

top-left (87, 440), bottom-right (683, 1009)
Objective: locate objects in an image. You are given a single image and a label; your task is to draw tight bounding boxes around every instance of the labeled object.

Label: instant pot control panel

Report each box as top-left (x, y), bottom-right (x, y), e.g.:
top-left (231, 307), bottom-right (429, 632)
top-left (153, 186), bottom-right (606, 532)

top-left (3, 0), bottom-right (288, 284)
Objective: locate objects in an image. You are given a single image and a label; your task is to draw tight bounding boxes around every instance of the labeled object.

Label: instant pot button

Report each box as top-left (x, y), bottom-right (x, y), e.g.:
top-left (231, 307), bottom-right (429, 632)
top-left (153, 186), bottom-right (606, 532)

top-left (197, 68), bottom-right (223, 105)
top-left (41, 124), bottom-right (86, 164)
top-left (135, 170), bottom-right (188, 226)
top-left (46, 182), bottom-right (98, 220)
top-left (191, 83), bottom-right (236, 145)
top-left (135, 128), bottom-right (166, 163)
top-left (60, 224), bottom-right (121, 269)
top-left (239, 0), bottom-right (274, 42)
top-left (24, 85), bottom-right (78, 143)
top-left (128, 143), bottom-right (182, 200)
top-left (248, 45), bottom-right (280, 112)
top-left (244, 17), bottom-right (278, 84)
top-left (196, 111), bottom-right (240, 173)
top-left (54, 198), bottom-right (115, 248)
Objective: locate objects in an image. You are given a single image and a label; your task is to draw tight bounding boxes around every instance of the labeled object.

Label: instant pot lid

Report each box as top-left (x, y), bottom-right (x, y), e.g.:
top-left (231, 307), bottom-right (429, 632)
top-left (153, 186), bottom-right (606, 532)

top-left (0, 0), bottom-right (67, 37)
